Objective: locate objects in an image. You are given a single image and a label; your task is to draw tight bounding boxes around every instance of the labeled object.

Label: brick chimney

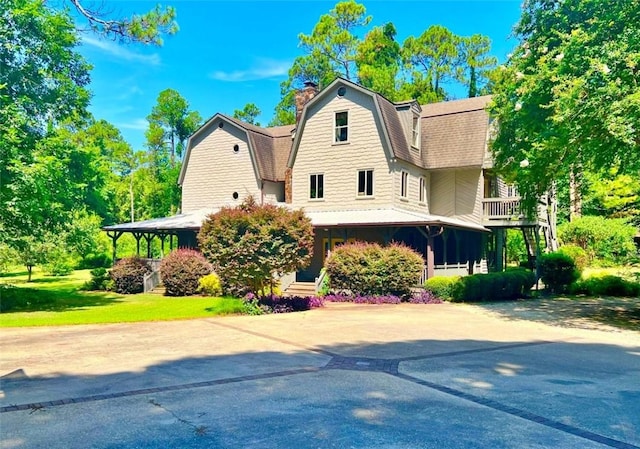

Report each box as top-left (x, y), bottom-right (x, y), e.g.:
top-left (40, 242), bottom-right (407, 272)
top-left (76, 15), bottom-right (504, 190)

top-left (295, 81), bottom-right (318, 123)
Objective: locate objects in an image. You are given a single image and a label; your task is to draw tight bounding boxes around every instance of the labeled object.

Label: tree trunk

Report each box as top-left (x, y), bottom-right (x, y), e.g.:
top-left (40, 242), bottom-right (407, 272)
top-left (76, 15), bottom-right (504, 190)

top-left (129, 173), bottom-right (135, 223)
top-left (569, 167), bottom-right (582, 221)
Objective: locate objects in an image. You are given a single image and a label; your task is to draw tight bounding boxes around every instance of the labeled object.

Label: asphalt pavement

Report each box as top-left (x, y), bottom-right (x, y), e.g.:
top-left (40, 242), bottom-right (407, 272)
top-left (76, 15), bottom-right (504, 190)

top-left (1, 302), bottom-right (639, 449)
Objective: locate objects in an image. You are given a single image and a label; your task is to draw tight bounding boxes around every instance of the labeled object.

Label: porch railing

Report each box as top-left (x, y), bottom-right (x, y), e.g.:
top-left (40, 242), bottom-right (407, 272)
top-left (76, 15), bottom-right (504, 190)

top-left (143, 270), bottom-right (161, 293)
top-left (482, 197), bottom-right (549, 224)
top-left (418, 259), bottom-right (488, 285)
top-left (482, 197), bottom-right (524, 220)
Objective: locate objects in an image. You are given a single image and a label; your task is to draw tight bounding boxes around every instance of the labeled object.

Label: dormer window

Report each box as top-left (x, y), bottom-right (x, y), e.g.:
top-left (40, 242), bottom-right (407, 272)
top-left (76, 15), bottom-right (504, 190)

top-left (335, 111), bottom-right (348, 143)
top-left (411, 114), bottom-right (420, 148)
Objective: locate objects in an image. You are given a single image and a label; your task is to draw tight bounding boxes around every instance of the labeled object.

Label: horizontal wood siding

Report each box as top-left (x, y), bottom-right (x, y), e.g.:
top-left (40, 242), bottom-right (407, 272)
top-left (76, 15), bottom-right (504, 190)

top-left (430, 171), bottom-right (455, 216)
top-left (430, 169), bottom-right (483, 224)
top-left (291, 88), bottom-right (393, 211)
top-left (393, 161), bottom-right (430, 213)
top-left (181, 123), bottom-right (261, 213)
top-left (454, 169), bottom-right (483, 223)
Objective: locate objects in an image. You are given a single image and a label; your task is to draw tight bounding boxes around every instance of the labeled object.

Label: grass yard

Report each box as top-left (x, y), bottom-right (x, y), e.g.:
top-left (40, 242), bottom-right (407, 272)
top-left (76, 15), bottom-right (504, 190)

top-left (0, 269), bottom-right (244, 327)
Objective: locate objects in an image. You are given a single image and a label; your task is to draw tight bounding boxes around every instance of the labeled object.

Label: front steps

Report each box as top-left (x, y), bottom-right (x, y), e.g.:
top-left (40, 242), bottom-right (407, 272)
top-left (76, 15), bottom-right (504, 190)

top-left (283, 281), bottom-right (316, 297)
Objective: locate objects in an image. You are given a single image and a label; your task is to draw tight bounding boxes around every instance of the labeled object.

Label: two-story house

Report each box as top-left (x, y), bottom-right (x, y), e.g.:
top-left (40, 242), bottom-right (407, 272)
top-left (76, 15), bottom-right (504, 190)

top-left (104, 77), bottom-right (556, 290)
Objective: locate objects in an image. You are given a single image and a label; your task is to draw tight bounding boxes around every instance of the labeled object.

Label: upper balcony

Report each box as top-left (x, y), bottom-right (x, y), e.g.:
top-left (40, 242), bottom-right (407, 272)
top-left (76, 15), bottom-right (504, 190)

top-left (482, 197), bottom-right (549, 228)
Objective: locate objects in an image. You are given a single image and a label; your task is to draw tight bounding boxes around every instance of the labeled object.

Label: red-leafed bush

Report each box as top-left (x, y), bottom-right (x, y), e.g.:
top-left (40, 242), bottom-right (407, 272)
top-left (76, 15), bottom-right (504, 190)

top-left (160, 249), bottom-right (212, 296)
top-left (110, 257), bottom-right (151, 294)
top-left (198, 197), bottom-right (314, 296)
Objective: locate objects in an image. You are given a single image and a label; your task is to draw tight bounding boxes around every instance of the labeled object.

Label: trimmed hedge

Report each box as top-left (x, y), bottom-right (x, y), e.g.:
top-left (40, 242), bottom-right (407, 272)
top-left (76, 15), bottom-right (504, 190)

top-left (160, 249), bottom-right (212, 297)
top-left (556, 244), bottom-right (589, 271)
top-left (110, 257), bottom-right (151, 294)
top-left (539, 252), bottom-right (580, 293)
top-left (325, 241), bottom-right (423, 297)
top-left (424, 276), bottom-right (460, 301)
top-left (450, 269), bottom-right (536, 302)
top-left (571, 275), bottom-right (640, 297)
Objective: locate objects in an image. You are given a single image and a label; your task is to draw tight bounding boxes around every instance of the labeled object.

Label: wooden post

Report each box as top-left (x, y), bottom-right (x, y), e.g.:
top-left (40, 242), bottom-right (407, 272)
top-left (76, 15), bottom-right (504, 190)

top-left (143, 233), bottom-right (153, 259)
top-left (106, 231), bottom-right (123, 266)
top-left (132, 232), bottom-right (142, 256)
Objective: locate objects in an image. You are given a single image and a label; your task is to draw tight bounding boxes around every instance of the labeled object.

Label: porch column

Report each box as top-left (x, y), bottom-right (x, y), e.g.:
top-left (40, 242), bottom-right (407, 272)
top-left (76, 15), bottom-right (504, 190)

top-left (426, 233), bottom-right (435, 279)
top-left (495, 229), bottom-right (505, 272)
top-left (143, 233), bottom-right (153, 258)
top-left (442, 230), bottom-right (449, 265)
top-left (132, 232), bottom-right (143, 256)
top-left (160, 233), bottom-right (166, 257)
top-left (106, 231), bottom-right (123, 266)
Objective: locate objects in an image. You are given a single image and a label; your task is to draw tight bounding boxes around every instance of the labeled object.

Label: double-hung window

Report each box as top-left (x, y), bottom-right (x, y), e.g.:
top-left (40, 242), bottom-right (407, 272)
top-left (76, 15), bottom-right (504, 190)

top-left (419, 176), bottom-right (427, 204)
top-left (412, 115), bottom-right (420, 148)
top-left (400, 171), bottom-right (409, 199)
top-left (310, 174), bottom-right (324, 200)
top-left (357, 169), bottom-right (374, 197)
top-left (335, 111), bottom-right (348, 143)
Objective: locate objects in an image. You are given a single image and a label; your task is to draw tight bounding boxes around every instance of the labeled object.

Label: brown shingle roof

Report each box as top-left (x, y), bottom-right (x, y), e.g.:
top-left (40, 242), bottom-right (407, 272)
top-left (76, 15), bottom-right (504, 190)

top-left (222, 115), bottom-right (294, 182)
top-left (375, 94), bottom-right (422, 167)
top-left (420, 96), bottom-right (491, 170)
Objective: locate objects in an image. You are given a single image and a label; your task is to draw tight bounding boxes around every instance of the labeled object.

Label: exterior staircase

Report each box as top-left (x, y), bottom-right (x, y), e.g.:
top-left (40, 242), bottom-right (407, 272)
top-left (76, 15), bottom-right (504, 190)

top-left (283, 281), bottom-right (316, 297)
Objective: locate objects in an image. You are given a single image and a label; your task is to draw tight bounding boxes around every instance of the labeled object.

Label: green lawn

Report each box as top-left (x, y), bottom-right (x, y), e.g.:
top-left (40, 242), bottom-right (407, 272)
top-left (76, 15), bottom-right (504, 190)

top-left (0, 269), bottom-right (245, 327)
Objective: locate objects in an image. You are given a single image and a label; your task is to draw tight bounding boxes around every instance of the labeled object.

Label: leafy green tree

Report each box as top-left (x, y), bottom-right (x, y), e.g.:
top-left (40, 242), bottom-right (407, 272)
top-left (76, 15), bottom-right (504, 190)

top-left (233, 103), bottom-right (261, 125)
top-left (68, 0), bottom-right (178, 45)
top-left (147, 88), bottom-right (202, 164)
top-left (583, 172), bottom-right (640, 226)
top-left (490, 0), bottom-right (640, 214)
top-left (65, 209), bottom-right (109, 262)
top-left (298, 0), bottom-right (371, 81)
top-left (271, 0), bottom-right (370, 125)
top-left (457, 34), bottom-right (497, 97)
top-left (402, 25), bottom-right (459, 100)
top-left (198, 197), bottom-right (314, 296)
top-left (15, 236), bottom-right (51, 282)
top-left (558, 216), bottom-right (637, 265)
top-left (356, 23), bottom-right (401, 100)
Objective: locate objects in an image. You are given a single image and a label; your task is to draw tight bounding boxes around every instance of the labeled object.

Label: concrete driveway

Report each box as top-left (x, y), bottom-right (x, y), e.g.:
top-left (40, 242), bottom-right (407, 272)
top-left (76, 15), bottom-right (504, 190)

top-left (1, 302), bottom-right (639, 449)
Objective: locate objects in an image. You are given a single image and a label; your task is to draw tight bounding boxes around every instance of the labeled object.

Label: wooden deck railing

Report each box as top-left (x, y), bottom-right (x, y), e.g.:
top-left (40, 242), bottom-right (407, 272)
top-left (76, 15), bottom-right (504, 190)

top-left (482, 197), bottom-right (548, 224)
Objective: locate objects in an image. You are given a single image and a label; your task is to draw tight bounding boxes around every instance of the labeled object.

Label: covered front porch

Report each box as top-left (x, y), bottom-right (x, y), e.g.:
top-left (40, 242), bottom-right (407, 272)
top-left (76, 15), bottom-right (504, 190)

top-left (299, 208), bottom-right (490, 283)
top-left (101, 208), bottom-right (218, 263)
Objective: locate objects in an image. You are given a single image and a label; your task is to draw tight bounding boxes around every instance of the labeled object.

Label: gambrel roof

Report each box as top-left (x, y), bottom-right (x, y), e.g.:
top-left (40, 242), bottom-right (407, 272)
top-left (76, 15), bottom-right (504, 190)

top-left (178, 114), bottom-right (293, 185)
top-left (179, 78), bottom-right (491, 187)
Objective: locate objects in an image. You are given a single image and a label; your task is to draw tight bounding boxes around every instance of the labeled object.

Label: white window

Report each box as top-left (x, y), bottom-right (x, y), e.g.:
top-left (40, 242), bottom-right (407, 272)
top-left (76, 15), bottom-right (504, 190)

top-left (400, 171), bottom-right (409, 199)
top-left (310, 173), bottom-right (324, 199)
top-left (419, 176), bottom-right (427, 203)
top-left (335, 111), bottom-right (348, 143)
top-left (412, 114), bottom-right (420, 148)
top-left (357, 169), bottom-right (374, 197)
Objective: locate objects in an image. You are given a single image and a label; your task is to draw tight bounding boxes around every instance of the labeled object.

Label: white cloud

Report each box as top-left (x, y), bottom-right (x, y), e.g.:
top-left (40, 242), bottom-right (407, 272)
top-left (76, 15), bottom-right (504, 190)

top-left (82, 36), bottom-right (161, 66)
top-left (210, 58), bottom-right (291, 82)
top-left (117, 118), bottom-right (148, 131)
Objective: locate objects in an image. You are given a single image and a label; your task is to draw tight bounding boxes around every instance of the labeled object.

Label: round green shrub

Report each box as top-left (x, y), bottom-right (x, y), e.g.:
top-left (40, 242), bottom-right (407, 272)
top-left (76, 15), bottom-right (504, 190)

top-left (556, 244), bottom-right (589, 271)
top-left (539, 252), bottom-right (580, 293)
top-left (198, 273), bottom-right (223, 296)
top-left (424, 276), bottom-right (460, 301)
top-left (571, 275), bottom-right (640, 297)
top-left (110, 257), bottom-right (151, 294)
top-left (325, 242), bottom-right (423, 297)
top-left (160, 249), bottom-right (212, 296)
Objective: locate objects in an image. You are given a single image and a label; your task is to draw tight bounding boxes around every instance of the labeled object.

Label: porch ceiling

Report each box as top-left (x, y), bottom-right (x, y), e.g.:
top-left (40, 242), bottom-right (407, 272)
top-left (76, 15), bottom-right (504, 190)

top-left (102, 208), bottom-right (219, 233)
top-left (304, 208), bottom-right (490, 233)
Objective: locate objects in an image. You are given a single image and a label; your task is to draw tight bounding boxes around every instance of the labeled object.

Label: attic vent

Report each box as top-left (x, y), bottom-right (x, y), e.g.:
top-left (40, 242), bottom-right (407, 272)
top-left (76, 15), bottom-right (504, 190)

top-left (232, 192), bottom-right (239, 200)
top-left (233, 144), bottom-right (239, 153)
top-left (337, 86), bottom-right (346, 97)
top-left (218, 122), bottom-right (224, 128)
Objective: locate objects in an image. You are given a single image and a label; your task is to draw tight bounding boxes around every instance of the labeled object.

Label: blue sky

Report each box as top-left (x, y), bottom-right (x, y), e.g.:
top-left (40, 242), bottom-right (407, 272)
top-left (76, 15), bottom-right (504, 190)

top-left (76, 1), bottom-right (523, 151)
